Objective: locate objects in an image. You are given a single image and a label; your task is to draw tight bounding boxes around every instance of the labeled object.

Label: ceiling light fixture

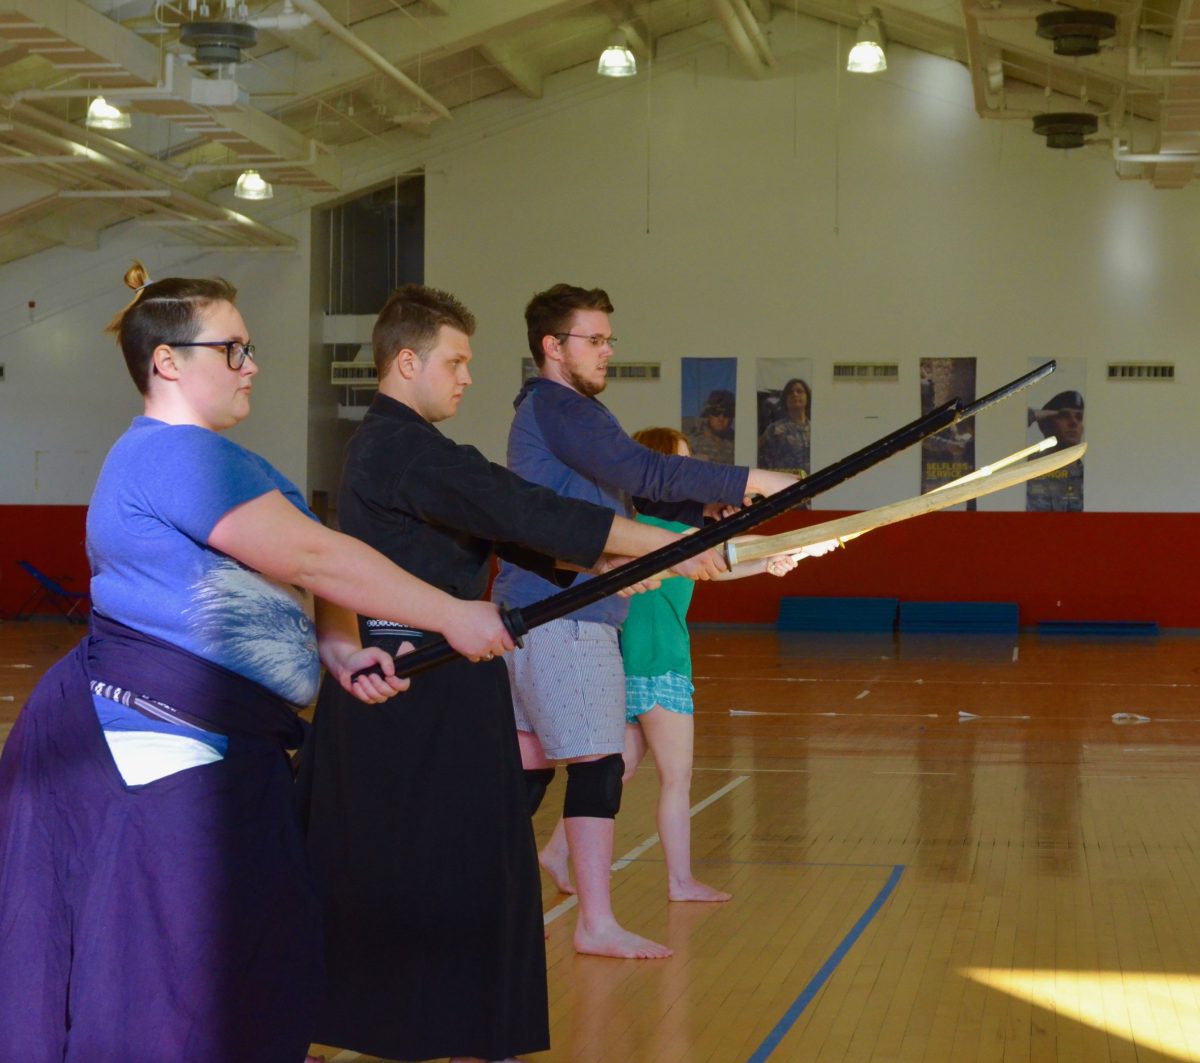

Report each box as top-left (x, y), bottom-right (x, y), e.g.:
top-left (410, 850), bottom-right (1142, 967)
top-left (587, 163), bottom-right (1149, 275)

top-left (597, 35), bottom-right (637, 78)
top-left (847, 19), bottom-right (887, 74)
top-left (234, 169), bottom-right (273, 200)
top-left (86, 96), bottom-right (131, 130)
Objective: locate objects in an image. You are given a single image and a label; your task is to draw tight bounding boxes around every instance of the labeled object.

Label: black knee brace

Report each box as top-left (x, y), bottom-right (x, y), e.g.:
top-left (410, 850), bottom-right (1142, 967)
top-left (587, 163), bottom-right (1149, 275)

top-left (524, 768), bottom-right (556, 816)
top-left (563, 753), bottom-right (624, 820)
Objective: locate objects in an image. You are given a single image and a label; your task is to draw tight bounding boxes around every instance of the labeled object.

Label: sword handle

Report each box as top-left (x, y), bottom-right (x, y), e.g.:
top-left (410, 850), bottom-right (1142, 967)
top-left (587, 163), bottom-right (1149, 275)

top-left (349, 604), bottom-right (527, 684)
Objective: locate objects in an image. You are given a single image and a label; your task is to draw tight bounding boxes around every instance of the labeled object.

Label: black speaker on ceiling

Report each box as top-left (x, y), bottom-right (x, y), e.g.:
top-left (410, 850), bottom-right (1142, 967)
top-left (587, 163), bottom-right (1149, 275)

top-left (1032, 112), bottom-right (1099, 149)
top-left (1035, 9), bottom-right (1117, 57)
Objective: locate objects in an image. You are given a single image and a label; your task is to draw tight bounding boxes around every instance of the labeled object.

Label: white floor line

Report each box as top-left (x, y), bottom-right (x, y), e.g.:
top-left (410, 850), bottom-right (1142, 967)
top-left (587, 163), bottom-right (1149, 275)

top-left (873, 770), bottom-right (958, 776)
top-left (695, 766), bottom-right (811, 774)
top-left (543, 775), bottom-right (749, 927)
top-left (700, 674), bottom-right (1200, 690)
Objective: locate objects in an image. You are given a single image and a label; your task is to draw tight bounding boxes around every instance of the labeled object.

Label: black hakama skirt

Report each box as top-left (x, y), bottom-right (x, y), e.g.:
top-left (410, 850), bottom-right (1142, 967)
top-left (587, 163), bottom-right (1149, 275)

top-left (296, 653), bottom-right (548, 1061)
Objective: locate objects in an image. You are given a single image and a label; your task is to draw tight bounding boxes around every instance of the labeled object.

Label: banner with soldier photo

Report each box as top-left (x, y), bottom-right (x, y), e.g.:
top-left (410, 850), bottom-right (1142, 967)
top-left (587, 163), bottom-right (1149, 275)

top-left (681, 358), bottom-right (737, 464)
top-left (755, 359), bottom-right (812, 478)
top-left (1025, 358), bottom-right (1085, 512)
top-left (920, 358), bottom-right (977, 509)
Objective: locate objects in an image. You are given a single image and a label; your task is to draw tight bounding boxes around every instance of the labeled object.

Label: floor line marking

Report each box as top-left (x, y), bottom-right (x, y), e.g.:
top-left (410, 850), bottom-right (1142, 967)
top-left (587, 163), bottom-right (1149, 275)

top-left (746, 864), bottom-right (906, 1063)
top-left (872, 770), bottom-right (957, 776)
top-left (856, 689), bottom-right (870, 700)
top-left (728, 710), bottom-right (939, 718)
top-left (543, 775), bottom-right (749, 927)
top-left (696, 674), bottom-right (1200, 690)
top-left (695, 766), bottom-right (811, 774)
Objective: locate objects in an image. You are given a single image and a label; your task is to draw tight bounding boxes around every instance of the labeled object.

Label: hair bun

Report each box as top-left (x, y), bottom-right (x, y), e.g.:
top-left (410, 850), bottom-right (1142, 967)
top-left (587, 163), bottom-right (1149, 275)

top-left (123, 261), bottom-right (149, 291)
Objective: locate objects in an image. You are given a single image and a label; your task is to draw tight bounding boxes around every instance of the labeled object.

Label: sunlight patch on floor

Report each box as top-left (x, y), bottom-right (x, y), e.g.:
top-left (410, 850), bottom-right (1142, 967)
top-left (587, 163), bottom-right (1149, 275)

top-left (963, 967), bottom-right (1200, 1062)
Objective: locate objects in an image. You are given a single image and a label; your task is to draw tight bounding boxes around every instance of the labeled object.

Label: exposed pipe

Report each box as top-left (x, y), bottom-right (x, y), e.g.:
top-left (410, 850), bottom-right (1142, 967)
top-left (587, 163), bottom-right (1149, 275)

top-left (710, 0), bottom-right (769, 78)
top-left (286, 0), bottom-right (452, 121)
top-left (249, 1), bottom-right (312, 31)
top-left (731, 0), bottom-right (774, 68)
top-left (1127, 48), bottom-right (1200, 77)
top-left (1112, 135), bottom-right (1200, 163)
top-left (59, 189), bottom-right (173, 198)
top-left (248, 13), bottom-right (311, 30)
top-left (0, 56), bottom-right (177, 109)
top-left (0, 154), bottom-right (90, 165)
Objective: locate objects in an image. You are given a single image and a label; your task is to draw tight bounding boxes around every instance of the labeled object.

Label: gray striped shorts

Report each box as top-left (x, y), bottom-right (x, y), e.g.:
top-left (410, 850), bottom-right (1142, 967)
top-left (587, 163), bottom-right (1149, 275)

top-left (504, 617), bottom-right (626, 760)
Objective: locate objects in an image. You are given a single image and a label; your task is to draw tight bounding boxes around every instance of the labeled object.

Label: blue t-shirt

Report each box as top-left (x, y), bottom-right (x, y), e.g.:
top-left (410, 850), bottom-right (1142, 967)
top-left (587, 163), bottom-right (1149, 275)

top-left (87, 417), bottom-right (321, 706)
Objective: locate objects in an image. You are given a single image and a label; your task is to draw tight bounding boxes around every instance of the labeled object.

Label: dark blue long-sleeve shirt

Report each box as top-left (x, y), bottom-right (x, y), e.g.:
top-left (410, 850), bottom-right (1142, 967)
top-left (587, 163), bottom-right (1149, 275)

top-left (491, 377), bottom-right (749, 626)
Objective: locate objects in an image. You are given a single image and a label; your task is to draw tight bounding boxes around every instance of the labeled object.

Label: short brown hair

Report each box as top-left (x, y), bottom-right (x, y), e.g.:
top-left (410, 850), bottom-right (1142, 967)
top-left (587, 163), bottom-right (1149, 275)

top-left (632, 426), bottom-right (687, 457)
top-left (372, 284), bottom-right (476, 378)
top-left (524, 283), bottom-right (613, 366)
top-left (106, 261), bottom-right (237, 394)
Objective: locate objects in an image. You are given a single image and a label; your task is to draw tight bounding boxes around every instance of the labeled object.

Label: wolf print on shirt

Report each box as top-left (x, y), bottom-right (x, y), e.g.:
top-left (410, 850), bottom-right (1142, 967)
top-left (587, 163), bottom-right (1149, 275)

top-left (187, 559), bottom-right (320, 704)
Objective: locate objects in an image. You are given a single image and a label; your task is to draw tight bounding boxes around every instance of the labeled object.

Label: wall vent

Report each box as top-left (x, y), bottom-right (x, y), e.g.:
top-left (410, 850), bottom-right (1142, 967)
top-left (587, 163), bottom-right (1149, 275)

top-left (1107, 362), bottom-right (1174, 381)
top-left (609, 361), bottom-right (661, 380)
top-left (331, 361), bottom-right (378, 387)
top-left (833, 362), bottom-right (900, 381)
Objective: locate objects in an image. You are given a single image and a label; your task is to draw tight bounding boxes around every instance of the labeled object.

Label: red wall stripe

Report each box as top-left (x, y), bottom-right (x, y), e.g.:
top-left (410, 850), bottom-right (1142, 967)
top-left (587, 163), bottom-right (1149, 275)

top-left (2, 505), bottom-right (1195, 627)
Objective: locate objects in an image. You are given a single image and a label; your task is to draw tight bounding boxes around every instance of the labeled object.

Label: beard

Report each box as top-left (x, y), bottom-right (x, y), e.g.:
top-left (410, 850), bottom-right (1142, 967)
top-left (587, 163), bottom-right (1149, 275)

top-left (564, 362), bottom-right (607, 398)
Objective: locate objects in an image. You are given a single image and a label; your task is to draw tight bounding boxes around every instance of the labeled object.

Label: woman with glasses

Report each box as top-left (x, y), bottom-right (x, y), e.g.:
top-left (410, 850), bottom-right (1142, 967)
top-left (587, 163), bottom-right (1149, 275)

top-left (0, 262), bottom-right (513, 1063)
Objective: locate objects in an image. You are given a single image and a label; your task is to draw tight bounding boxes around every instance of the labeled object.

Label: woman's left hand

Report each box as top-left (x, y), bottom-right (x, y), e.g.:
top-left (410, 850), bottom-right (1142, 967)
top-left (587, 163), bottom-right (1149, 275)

top-left (766, 555), bottom-right (800, 577)
top-left (335, 643), bottom-right (412, 704)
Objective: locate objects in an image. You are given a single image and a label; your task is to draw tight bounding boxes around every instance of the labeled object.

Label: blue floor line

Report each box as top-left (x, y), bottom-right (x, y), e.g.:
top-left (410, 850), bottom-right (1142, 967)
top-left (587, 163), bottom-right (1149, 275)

top-left (745, 863), bottom-right (906, 1063)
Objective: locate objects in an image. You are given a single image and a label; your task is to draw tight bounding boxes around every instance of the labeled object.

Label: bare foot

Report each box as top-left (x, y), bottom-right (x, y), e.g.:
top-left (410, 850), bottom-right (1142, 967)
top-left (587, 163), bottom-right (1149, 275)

top-left (538, 846), bottom-right (575, 895)
top-left (574, 921), bottom-right (673, 959)
top-left (669, 878), bottom-right (733, 903)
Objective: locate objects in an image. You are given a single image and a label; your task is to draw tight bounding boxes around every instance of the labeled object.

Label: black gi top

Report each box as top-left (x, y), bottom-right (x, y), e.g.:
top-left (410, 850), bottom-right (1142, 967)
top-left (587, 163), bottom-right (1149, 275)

top-left (338, 393), bottom-right (615, 604)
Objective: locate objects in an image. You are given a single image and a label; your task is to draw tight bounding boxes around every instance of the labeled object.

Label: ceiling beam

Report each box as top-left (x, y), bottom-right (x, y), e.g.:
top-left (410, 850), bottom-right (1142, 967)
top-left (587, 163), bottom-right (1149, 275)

top-left (4, 102), bottom-right (296, 248)
top-left (478, 41), bottom-right (543, 98)
top-left (237, 0), bottom-right (596, 108)
top-left (598, 1), bottom-right (654, 58)
top-left (710, 0), bottom-right (773, 77)
top-left (0, 0), bottom-right (339, 189)
top-left (287, 0), bottom-right (451, 121)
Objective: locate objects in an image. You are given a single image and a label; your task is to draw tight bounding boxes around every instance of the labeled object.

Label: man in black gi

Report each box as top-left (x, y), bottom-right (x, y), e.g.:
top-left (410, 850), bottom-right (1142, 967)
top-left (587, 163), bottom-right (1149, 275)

top-left (296, 285), bottom-right (723, 1063)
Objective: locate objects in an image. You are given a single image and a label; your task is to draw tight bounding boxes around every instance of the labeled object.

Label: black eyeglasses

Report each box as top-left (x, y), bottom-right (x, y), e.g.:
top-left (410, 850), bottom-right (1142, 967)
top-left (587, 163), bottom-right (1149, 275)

top-left (164, 340), bottom-right (256, 370)
top-left (555, 333), bottom-right (618, 349)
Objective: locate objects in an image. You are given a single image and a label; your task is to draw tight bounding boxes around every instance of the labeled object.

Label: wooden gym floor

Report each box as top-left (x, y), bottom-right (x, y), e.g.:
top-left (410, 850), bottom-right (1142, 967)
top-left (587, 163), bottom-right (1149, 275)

top-left (4, 622), bottom-right (1200, 1062)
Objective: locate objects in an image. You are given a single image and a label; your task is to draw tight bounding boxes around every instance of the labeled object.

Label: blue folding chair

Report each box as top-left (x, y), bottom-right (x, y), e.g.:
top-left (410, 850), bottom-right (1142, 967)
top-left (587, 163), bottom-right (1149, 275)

top-left (13, 560), bottom-right (90, 623)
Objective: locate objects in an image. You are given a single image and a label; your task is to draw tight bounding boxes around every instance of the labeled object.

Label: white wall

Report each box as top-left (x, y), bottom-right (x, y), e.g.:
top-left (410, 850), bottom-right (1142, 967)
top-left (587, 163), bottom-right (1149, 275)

top-left (0, 212), bottom-right (312, 505)
top-left (3, 12), bottom-right (1199, 513)
top-left (415, 15), bottom-right (1200, 512)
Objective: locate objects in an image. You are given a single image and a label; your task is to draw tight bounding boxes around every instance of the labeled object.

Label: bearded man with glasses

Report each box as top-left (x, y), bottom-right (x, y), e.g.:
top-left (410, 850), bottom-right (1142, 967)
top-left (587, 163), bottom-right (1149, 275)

top-left (492, 283), bottom-right (798, 960)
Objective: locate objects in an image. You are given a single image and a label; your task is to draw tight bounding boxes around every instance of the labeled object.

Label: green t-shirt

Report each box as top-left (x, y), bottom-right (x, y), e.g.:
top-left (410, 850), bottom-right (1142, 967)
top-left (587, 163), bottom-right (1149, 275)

top-left (621, 514), bottom-right (696, 679)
